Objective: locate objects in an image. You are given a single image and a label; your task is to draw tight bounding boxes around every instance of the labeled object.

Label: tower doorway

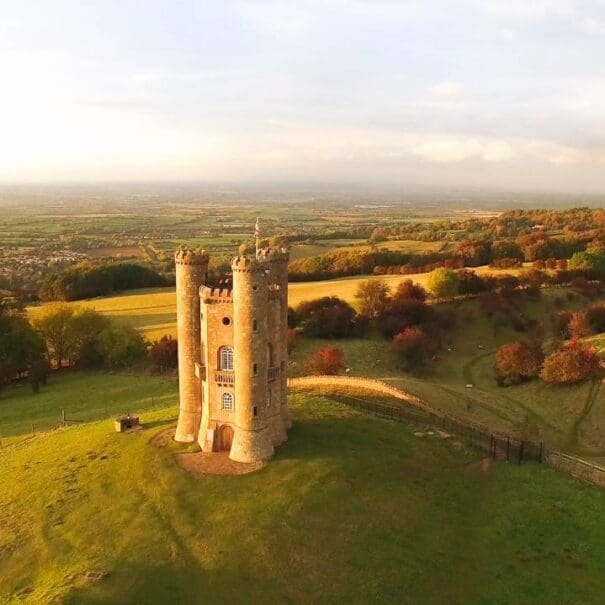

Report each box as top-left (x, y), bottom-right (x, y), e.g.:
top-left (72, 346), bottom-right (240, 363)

top-left (217, 424), bottom-right (234, 451)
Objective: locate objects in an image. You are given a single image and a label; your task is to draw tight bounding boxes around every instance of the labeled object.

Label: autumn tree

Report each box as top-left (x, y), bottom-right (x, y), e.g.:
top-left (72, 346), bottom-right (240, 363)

top-left (391, 327), bottom-right (436, 372)
top-left (304, 346), bottom-right (345, 375)
top-left (354, 279), bottom-right (390, 318)
top-left (392, 279), bottom-right (427, 302)
top-left (541, 340), bottom-right (599, 384)
top-left (568, 312), bottom-right (592, 339)
top-left (495, 341), bottom-right (543, 385)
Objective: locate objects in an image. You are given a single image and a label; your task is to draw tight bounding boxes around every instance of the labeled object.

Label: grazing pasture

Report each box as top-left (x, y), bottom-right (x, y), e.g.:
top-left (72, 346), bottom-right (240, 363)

top-left (1, 390), bottom-right (604, 604)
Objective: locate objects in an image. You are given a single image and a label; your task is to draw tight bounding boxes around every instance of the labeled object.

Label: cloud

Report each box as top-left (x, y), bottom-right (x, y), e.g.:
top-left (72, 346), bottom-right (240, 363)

top-left (412, 137), bottom-right (516, 163)
top-left (429, 80), bottom-right (466, 99)
top-left (475, 0), bottom-right (577, 22)
top-left (580, 17), bottom-right (605, 35)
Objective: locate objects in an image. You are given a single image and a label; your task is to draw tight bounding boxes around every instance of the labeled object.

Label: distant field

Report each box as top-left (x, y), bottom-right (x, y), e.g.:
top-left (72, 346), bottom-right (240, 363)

top-left (87, 247), bottom-right (145, 259)
top-left (1, 387), bottom-right (605, 604)
top-left (27, 265), bottom-right (524, 340)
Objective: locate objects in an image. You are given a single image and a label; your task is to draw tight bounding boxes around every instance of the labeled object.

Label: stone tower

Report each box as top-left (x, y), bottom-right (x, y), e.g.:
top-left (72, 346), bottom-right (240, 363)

top-left (174, 245), bottom-right (290, 464)
top-left (229, 256), bottom-right (274, 462)
top-left (174, 248), bottom-right (209, 442)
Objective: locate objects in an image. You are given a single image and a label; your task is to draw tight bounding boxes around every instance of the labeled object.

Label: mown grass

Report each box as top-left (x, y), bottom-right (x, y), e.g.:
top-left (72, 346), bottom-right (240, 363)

top-left (1, 391), bottom-right (605, 604)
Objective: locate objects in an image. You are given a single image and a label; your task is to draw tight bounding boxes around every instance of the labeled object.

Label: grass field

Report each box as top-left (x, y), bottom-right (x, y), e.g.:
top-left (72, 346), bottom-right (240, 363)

top-left (1, 379), bottom-right (605, 604)
top-left (0, 372), bottom-right (176, 443)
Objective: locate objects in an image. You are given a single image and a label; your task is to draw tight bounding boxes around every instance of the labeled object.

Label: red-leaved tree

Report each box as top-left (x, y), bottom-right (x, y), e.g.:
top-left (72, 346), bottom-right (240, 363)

top-left (540, 339), bottom-right (599, 384)
top-left (304, 346), bottom-right (345, 375)
top-left (495, 341), bottom-right (543, 385)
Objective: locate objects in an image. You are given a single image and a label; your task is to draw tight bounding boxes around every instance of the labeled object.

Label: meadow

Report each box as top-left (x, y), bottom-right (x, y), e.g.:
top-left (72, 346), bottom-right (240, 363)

top-left (1, 374), bottom-right (605, 604)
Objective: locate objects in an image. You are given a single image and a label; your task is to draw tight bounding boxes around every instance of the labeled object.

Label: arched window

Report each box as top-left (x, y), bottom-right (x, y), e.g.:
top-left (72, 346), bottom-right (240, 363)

top-left (221, 392), bottom-right (234, 411)
top-left (267, 342), bottom-right (274, 366)
top-left (219, 346), bottom-right (234, 371)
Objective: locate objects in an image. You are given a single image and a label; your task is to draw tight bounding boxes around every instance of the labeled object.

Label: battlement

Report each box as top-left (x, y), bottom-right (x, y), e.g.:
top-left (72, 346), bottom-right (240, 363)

top-left (175, 248), bottom-right (210, 265)
top-left (201, 286), bottom-right (233, 303)
top-left (231, 255), bottom-right (264, 273)
top-left (257, 247), bottom-right (289, 263)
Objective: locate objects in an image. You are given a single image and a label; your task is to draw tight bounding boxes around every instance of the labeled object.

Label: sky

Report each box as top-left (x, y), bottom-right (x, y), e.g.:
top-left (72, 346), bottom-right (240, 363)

top-left (1, 0), bottom-right (605, 192)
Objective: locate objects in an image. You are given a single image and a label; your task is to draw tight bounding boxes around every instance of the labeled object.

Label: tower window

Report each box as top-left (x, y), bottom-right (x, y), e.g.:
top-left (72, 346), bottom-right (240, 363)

top-left (253, 319), bottom-right (258, 332)
top-left (221, 392), bottom-right (234, 411)
top-left (222, 316), bottom-right (231, 326)
top-left (253, 406), bottom-right (258, 417)
top-left (219, 346), bottom-right (234, 371)
top-left (253, 362), bottom-right (258, 375)
top-left (267, 391), bottom-right (271, 407)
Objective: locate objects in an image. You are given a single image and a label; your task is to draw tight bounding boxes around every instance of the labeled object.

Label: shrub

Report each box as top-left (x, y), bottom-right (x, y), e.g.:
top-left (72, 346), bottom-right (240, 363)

top-left (540, 340), bottom-right (599, 384)
top-left (495, 341), bottom-right (543, 385)
top-left (391, 327), bottom-right (436, 372)
top-left (427, 268), bottom-right (459, 299)
top-left (149, 336), bottom-right (178, 372)
top-left (304, 346), bottom-right (345, 375)
top-left (377, 299), bottom-right (434, 338)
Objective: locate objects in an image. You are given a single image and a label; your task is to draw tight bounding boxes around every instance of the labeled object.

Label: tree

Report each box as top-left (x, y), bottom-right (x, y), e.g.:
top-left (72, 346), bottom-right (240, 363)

top-left (296, 297), bottom-right (358, 338)
top-left (34, 305), bottom-right (76, 368)
top-left (286, 328), bottom-right (298, 353)
top-left (0, 302), bottom-right (45, 394)
top-left (427, 268), bottom-right (459, 299)
top-left (495, 341), bottom-right (543, 385)
top-left (391, 327), bottom-right (435, 372)
top-left (541, 340), bottom-right (599, 384)
top-left (98, 325), bottom-right (148, 369)
top-left (354, 279), bottom-right (390, 318)
top-left (304, 346), bottom-right (345, 375)
top-left (392, 279), bottom-right (427, 302)
top-left (568, 312), bottom-right (592, 339)
top-left (149, 336), bottom-right (178, 372)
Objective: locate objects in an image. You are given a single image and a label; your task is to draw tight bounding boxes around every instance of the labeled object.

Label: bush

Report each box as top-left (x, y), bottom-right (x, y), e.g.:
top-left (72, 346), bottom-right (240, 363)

top-left (149, 336), bottom-right (178, 372)
top-left (304, 346), bottom-right (345, 375)
top-left (427, 268), bottom-right (459, 299)
top-left (495, 341), bottom-right (543, 385)
top-left (540, 340), bottom-right (599, 384)
top-left (377, 299), bottom-right (434, 338)
top-left (391, 327), bottom-right (436, 372)
top-left (568, 312), bottom-right (593, 338)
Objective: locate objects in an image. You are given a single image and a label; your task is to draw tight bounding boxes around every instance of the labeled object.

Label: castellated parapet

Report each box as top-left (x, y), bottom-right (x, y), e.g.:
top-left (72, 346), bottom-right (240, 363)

top-left (175, 246), bottom-right (290, 464)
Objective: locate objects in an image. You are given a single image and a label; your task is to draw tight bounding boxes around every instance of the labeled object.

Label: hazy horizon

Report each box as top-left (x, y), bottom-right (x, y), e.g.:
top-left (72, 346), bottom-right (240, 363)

top-left (2, 1), bottom-right (605, 192)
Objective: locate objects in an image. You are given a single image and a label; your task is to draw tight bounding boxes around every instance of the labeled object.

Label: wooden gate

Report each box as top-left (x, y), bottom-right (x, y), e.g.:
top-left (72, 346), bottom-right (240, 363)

top-left (217, 424), bottom-right (234, 451)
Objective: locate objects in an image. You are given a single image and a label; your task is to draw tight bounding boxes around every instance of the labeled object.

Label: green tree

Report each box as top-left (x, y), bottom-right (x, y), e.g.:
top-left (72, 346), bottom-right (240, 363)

top-left (427, 268), bottom-right (460, 298)
top-left (98, 325), bottom-right (148, 369)
top-left (354, 279), bottom-right (390, 318)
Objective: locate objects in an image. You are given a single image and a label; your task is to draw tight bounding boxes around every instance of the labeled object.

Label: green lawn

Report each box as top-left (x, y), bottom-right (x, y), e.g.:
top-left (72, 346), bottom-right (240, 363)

top-left (1, 391), bottom-right (605, 604)
top-left (0, 372), bottom-right (177, 442)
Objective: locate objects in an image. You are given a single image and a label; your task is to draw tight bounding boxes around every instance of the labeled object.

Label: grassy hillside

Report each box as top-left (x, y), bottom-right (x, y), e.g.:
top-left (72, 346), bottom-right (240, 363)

top-left (0, 372), bottom-right (176, 443)
top-left (1, 391), bottom-right (605, 604)
top-left (290, 288), bottom-right (605, 463)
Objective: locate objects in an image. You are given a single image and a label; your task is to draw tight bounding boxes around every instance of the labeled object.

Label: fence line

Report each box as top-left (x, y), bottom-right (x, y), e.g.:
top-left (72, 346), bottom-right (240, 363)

top-left (288, 375), bottom-right (604, 485)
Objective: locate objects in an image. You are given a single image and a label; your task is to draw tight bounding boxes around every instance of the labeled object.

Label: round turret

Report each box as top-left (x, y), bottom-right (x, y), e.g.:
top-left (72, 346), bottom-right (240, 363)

top-left (174, 248), bottom-right (209, 442)
top-left (229, 255), bottom-right (274, 463)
